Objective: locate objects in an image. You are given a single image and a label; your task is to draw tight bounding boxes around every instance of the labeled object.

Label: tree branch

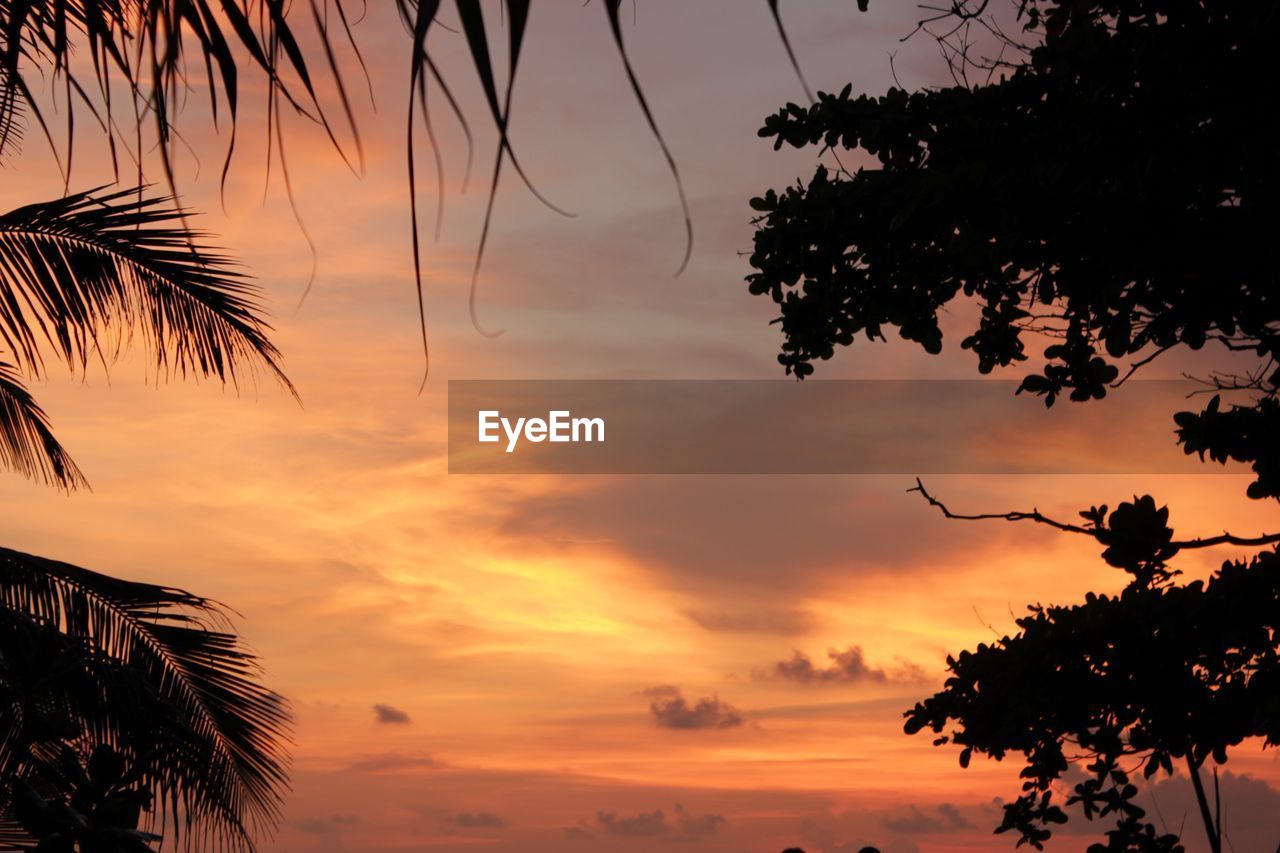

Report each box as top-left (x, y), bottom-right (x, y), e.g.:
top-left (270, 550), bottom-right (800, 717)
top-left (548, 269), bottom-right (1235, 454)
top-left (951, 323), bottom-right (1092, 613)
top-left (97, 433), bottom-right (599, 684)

top-left (909, 479), bottom-right (1280, 551)
top-left (909, 478), bottom-right (1092, 533)
top-left (1186, 751), bottom-right (1222, 853)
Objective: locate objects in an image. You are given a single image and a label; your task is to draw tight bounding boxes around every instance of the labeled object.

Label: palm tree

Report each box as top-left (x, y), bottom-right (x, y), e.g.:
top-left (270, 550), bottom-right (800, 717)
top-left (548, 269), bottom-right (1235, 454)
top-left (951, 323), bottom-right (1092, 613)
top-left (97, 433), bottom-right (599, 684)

top-left (0, 185), bottom-right (294, 852)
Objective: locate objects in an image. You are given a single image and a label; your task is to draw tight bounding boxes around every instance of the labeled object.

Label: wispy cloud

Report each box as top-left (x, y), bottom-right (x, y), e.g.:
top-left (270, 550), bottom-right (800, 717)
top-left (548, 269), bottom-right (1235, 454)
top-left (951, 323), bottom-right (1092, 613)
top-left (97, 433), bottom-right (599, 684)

top-left (447, 811), bottom-right (506, 829)
top-left (342, 752), bottom-right (436, 774)
top-left (758, 646), bottom-right (926, 685)
top-left (586, 804), bottom-right (727, 840)
top-left (372, 703), bottom-right (412, 725)
top-left (882, 803), bottom-right (972, 834)
top-left (642, 686), bottom-right (743, 730)
top-left (293, 814), bottom-right (359, 836)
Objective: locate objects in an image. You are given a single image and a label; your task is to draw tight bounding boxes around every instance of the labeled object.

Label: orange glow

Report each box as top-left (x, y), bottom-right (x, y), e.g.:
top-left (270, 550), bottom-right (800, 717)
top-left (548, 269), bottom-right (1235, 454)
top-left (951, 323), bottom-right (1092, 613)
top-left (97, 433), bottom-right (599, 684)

top-left (1, 3), bottom-right (1275, 851)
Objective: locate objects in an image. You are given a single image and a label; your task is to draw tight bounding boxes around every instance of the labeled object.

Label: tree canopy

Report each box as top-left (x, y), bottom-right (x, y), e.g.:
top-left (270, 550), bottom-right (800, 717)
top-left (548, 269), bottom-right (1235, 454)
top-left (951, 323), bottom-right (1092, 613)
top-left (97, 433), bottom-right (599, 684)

top-left (905, 489), bottom-right (1280, 851)
top-left (749, 1), bottom-right (1275, 399)
top-left (748, 1), bottom-right (1279, 850)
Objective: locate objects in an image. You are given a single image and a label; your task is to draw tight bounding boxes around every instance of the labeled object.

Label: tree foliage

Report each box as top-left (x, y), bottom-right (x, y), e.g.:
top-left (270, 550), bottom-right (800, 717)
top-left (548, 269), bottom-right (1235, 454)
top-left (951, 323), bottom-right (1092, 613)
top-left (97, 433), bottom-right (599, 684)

top-left (749, 1), bottom-right (1275, 397)
top-left (0, 547), bottom-right (292, 851)
top-left (747, 1), bottom-right (1279, 849)
top-left (8, 745), bottom-right (161, 853)
top-left (0, 184), bottom-right (293, 853)
top-left (0, 186), bottom-right (289, 489)
top-left (905, 495), bottom-right (1280, 851)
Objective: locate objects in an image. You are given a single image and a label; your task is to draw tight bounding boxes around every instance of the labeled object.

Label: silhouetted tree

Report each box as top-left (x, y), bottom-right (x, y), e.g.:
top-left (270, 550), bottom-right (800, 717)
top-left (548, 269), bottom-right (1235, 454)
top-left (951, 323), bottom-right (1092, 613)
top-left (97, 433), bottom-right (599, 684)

top-left (904, 487), bottom-right (1278, 852)
top-left (748, 2), bottom-right (1278, 851)
top-left (0, 547), bottom-right (293, 851)
top-left (0, 186), bottom-right (294, 848)
top-left (9, 745), bottom-right (160, 852)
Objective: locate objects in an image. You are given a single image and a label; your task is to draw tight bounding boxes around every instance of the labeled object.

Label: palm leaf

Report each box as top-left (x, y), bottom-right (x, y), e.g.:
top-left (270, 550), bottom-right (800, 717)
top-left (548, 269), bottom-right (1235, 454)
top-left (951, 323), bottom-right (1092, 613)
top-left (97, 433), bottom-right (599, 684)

top-left (0, 360), bottom-right (85, 490)
top-left (0, 546), bottom-right (292, 851)
top-left (0, 72), bottom-right (20, 161)
top-left (0, 186), bottom-right (292, 390)
top-left (0, 1), bottom-right (865, 380)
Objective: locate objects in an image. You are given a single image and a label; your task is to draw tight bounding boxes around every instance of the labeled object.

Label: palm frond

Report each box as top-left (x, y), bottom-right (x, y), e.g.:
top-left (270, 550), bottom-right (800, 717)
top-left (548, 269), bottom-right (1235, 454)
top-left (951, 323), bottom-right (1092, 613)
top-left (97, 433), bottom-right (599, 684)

top-left (0, 360), bottom-right (85, 491)
top-left (0, 74), bottom-right (20, 162)
top-left (0, 1), bottom-right (863, 380)
top-left (0, 546), bottom-right (292, 852)
top-left (0, 186), bottom-right (291, 394)
top-left (0, 0), bottom-right (352, 185)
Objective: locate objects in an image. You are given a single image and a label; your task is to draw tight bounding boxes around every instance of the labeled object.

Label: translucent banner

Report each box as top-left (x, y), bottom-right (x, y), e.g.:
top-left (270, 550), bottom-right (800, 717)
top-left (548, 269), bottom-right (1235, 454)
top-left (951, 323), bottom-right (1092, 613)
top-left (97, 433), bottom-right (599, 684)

top-left (447, 380), bottom-right (1217, 475)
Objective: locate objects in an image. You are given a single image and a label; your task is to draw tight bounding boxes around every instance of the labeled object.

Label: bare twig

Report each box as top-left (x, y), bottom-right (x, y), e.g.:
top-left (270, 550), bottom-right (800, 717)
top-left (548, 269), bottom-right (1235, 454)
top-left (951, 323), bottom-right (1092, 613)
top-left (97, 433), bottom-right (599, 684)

top-left (909, 479), bottom-right (1280, 550)
top-left (1111, 345), bottom-right (1174, 389)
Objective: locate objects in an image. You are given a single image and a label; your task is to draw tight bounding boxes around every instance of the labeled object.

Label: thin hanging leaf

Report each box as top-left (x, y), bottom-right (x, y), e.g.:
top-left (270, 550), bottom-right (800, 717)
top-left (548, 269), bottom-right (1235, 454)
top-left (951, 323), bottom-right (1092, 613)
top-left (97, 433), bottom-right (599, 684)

top-left (603, 0), bottom-right (693, 276)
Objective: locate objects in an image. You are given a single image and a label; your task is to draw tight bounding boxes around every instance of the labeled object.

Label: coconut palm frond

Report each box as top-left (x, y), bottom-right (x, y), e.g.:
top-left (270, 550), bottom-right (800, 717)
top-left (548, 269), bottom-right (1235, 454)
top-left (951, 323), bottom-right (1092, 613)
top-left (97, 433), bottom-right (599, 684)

top-left (0, 0), bottom-right (352, 188)
top-left (0, 547), bottom-right (292, 851)
top-left (2, 1), bottom-right (852, 379)
top-left (0, 360), bottom-right (85, 491)
top-left (0, 187), bottom-right (292, 395)
top-left (0, 76), bottom-right (20, 162)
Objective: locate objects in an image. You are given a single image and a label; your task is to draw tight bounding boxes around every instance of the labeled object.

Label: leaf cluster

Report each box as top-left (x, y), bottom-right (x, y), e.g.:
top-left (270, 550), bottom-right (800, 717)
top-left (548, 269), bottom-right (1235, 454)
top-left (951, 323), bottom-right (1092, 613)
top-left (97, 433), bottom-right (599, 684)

top-left (0, 547), bottom-right (292, 851)
top-left (905, 542), bottom-right (1280, 849)
top-left (748, 1), bottom-right (1278, 398)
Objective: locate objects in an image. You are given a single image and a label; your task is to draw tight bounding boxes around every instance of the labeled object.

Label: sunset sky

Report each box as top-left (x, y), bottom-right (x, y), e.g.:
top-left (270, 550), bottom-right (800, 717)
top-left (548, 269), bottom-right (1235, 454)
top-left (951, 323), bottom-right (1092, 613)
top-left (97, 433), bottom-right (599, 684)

top-left (1, 2), bottom-right (1276, 851)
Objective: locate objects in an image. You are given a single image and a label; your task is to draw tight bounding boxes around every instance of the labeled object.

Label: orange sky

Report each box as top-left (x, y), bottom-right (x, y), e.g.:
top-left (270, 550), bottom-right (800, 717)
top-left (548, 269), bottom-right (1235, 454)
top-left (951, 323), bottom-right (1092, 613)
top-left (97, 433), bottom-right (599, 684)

top-left (1, 3), bottom-right (1276, 851)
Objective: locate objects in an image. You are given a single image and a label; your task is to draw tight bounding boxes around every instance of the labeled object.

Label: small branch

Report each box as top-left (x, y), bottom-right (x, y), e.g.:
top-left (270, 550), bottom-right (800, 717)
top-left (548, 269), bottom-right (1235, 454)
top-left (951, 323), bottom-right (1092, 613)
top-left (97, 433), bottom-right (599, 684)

top-left (1177, 530), bottom-right (1280, 550)
top-left (1186, 752), bottom-right (1222, 853)
top-left (909, 479), bottom-right (1280, 551)
top-left (1182, 359), bottom-right (1277, 398)
top-left (909, 478), bottom-right (1091, 534)
top-left (1110, 345), bottom-right (1173, 389)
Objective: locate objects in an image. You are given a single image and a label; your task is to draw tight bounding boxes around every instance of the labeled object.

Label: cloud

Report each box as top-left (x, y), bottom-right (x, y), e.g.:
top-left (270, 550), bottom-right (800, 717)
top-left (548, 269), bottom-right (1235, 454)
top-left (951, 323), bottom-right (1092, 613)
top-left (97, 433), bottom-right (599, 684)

top-left (447, 811), bottom-right (506, 829)
top-left (935, 804), bottom-right (970, 830)
top-left (798, 814), bottom-right (921, 850)
top-left (372, 703), bottom-right (412, 724)
top-left (761, 647), bottom-right (927, 685)
top-left (494, 477), bottom-right (1014, 602)
top-left (342, 752), bottom-right (437, 773)
top-left (1135, 771), bottom-right (1280, 851)
top-left (597, 809), bottom-right (668, 837)
top-left (590, 805), bottom-right (726, 840)
top-left (644, 687), bottom-right (743, 730)
top-left (882, 803), bottom-right (972, 834)
top-left (672, 803), bottom-right (726, 838)
top-left (294, 814), bottom-right (359, 836)
top-left (684, 607), bottom-right (814, 636)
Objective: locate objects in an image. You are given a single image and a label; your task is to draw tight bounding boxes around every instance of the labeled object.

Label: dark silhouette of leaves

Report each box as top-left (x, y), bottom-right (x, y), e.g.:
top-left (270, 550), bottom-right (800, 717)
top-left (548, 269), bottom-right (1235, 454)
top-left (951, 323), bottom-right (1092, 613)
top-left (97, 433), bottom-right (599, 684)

top-left (0, 360), bottom-right (84, 490)
top-left (0, 547), bottom-right (292, 851)
top-left (748, 3), bottom-right (1280, 851)
top-left (0, 186), bottom-right (294, 489)
top-left (0, 186), bottom-right (288, 390)
top-left (750, 3), bottom-right (1275, 394)
top-left (0, 1), bottom-right (873, 379)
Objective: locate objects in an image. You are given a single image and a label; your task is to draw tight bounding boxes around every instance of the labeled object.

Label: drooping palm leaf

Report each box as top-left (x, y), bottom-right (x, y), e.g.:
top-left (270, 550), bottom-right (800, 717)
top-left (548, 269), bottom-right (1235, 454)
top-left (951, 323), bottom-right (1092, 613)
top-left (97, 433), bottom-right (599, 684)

top-left (0, 546), bottom-right (292, 851)
top-left (0, 360), bottom-right (85, 490)
top-left (0, 72), bottom-right (19, 161)
top-left (0, 186), bottom-right (291, 391)
top-left (0, 1), bottom-right (855, 378)
top-left (603, 0), bottom-right (693, 277)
